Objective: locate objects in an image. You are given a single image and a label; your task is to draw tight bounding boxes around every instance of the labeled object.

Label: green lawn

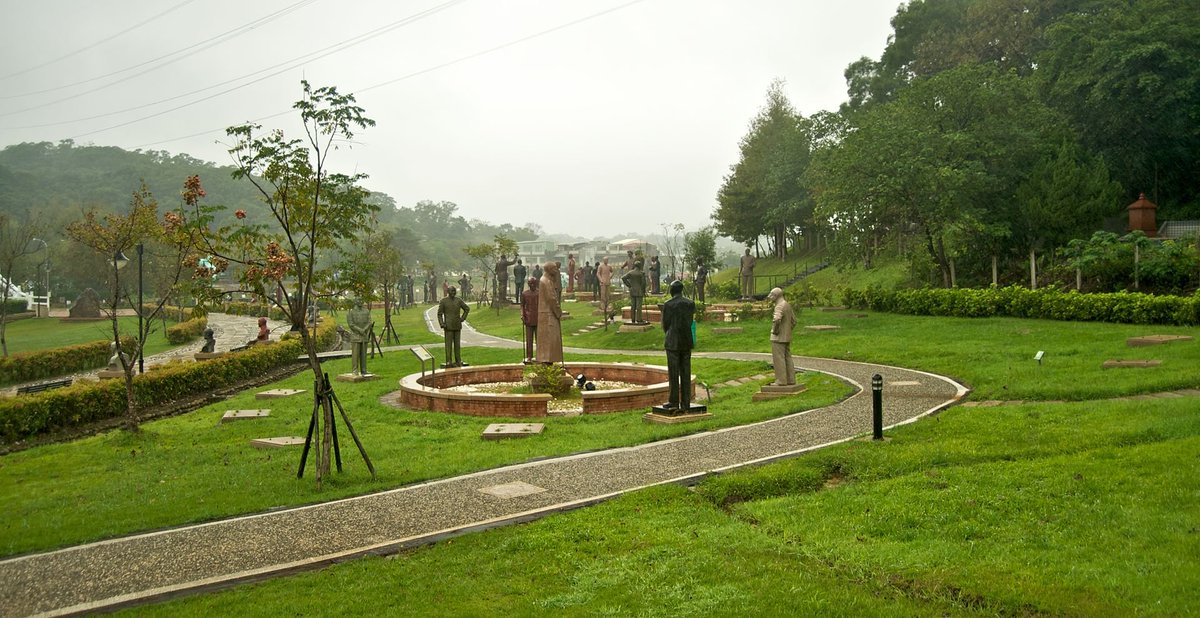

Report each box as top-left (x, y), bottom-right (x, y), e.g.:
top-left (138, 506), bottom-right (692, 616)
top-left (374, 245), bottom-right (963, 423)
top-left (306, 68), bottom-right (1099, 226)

top-left (0, 346), bottom-right (842, 557)
top-left (1, 315), bottom-right (182, 357)
top-left (125, 396), bottom-right (1200, 616)
top-left (554, 303), bottom-right (1200, 401)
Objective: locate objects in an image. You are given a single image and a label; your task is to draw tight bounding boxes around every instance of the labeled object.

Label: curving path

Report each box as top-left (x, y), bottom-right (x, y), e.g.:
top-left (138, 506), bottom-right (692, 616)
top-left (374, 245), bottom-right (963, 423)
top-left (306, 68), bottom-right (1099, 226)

top-left (0, 307), bottom-right (966, 617)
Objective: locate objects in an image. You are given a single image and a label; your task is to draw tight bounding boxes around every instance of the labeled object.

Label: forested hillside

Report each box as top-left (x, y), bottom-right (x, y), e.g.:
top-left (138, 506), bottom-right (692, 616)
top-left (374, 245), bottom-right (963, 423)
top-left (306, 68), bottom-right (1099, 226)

top-left (714, 0), bottom-right (1199, 291)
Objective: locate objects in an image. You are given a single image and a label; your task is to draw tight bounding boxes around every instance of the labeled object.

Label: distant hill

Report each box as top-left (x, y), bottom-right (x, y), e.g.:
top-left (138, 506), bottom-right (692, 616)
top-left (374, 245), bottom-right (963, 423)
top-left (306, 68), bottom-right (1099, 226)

top-left (0, 140), bottom-right (279, 228)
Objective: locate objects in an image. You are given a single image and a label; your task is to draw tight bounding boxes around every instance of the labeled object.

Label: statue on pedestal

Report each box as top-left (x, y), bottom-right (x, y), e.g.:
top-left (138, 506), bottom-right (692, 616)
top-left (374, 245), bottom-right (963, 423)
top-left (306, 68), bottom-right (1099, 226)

top-left (521, 277), bottom-right (539, 362)
top-left (566, 254), bottom-right (577, 293)
top-left (661, 280), bottom-right (695, 411)
top-left (622, 258), bottom-right (647, 324)
top-left (596, 257), bottom-right (613, 309)
top-left (347, 303), bottom-right (374, 375)
top-left (768, 287), bottom-right (796, 386)
top-left (535, 262), bottom-right (563, 363)
top-left (437, 286), bottom-right (470, 367)
top-left (740, 248), bottom-right (757, 299)
top-left (513, 259), bottom-right (528, 299)
top-left (695, 263), bottom-right (708, 303)
top-left (648, 256), bottom-right (662, 295)
top-left (495, 254), bottom-right (513, 303)
top-left (200, 328), bottom-right (216, 353)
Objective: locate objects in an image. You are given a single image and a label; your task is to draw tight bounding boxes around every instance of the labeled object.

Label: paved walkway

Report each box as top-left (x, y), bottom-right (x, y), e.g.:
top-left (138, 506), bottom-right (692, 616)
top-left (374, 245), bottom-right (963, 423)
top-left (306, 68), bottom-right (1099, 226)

top-left (0, 308), bottom-right (967, 617)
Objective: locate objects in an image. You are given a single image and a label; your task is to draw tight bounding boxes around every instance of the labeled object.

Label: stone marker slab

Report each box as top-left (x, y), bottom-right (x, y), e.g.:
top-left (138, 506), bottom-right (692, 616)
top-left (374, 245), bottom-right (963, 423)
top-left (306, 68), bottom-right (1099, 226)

top-left (256, 388), bottom-right (306, 400)
top-left (482, 423), bottom-right (545, 440)
top-left (806, 325), bottom-right (841, 331)
top-left (753, 383), bottom-right (808, 401)
top-left (193, 352), bottom-right (224, 361)
top-left (618, 323), bottom-right (654, 333)
top-left (711, 327), bottom-right (743, 334)
top-left (250, 436), bottom-right (305, 448)
top-left (644, 407), bottom-right (712, 424)
top-left (335, 373), bottom-right (380, 383)
top-left (221, 409), bottom-right (271, 423)
top-left (1126, 335), bottom-right (1193, 347)
top-left (96, 370), bottom-right (125, 380)
top-left (478, 480), bottom-right (547, 499)
top-left (1102, 359), bottom-right (1162, 368)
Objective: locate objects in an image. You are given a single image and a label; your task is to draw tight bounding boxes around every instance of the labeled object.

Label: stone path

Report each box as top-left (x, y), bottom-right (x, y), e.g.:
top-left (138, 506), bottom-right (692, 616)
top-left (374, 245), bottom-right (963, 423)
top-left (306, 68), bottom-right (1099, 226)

top-left (0, 308), bottom-right (967, 617)
top-left (3, 313), bottom-right (289, 397)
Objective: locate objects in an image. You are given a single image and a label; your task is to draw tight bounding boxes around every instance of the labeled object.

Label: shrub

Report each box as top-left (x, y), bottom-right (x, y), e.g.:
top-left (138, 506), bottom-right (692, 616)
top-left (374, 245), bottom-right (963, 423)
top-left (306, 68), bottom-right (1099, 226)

top-left (166, 316), bottom-right (207, 345)
top-left (0, 337), bottom-right (137, 386)
top-left (842, 285), bottom-right (1200, 326)
top-left (0, 320), bottom-right (338, 443)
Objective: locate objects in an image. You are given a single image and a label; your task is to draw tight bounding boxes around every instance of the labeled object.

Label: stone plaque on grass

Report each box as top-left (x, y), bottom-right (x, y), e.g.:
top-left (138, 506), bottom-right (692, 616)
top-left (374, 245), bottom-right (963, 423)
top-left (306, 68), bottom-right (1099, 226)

top-left (221, 409), bottom-right (271, 423)
top-left (478, 481), bottom-right (547, 499)
top-left (250, 436), bottom-right (305, 448)
top-left (482, 423), bottom-right (545, 440)
top-left (1126, 335), bottom-right (1193, 347)
top-left (256, 388), bottom-right (306, 400)
top-left (806, 325), bottom-right (841, 331)
top-left (1102, 359), bottom-right (1162, 368)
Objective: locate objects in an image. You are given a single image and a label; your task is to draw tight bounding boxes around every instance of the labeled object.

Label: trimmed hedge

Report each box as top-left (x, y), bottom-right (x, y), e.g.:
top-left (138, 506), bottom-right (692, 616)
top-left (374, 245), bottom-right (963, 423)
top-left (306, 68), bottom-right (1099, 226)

top-left (223, 301), bottom-right (290, 322)
top-left (0, 337), bottom-right (136, 386)
top-left (0, 320), bottom-right (338, 443)
top-left (841, 285), bottom-right (1200, 326)
top-left (166, 316), bottom-right (207, 344)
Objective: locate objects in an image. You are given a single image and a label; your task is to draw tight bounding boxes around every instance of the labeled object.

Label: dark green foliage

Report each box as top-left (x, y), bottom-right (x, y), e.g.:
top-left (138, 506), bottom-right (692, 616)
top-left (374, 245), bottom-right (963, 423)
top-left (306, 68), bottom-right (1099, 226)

top-left (165, 316), bottom-right (206, 345)
top-left (842, 285), bottom-right (1200, 325)
top-left (0, 321), bottom-right (337, 442)
top-left (0, 337), bottom-right (135, 386)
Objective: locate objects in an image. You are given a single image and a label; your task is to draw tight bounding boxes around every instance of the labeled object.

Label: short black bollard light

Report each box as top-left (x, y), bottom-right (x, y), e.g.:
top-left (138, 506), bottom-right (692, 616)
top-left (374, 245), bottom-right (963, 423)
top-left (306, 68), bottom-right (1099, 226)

top-left (871, 374), bottom-right (884, 440)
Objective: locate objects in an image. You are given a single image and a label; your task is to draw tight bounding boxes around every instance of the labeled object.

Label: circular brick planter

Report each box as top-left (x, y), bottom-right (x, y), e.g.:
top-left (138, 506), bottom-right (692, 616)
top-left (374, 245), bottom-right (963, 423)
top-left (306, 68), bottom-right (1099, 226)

top-left (396, 362), bottom-right (695, 417)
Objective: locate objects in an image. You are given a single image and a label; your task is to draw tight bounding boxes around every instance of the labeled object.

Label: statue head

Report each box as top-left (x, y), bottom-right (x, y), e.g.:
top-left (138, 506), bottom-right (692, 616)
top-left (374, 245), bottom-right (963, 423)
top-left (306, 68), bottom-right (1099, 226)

top-left (516, 258), bottom-right (522, 265)
top-left (745, 248), bottom-right (751, 255)
top-left (447, 286), bottom-right (457, 297)
top-left (528, 276), bottom-right (538, 289)
top-left (258, 317), bottom-right (267, 327)
top-left (768, 287), bottom-right (784, 302)
top-left (602, 257), bottom-right (609, 264)
top-left (670, 280), bottom-right (684, 296)
top-left (568, 253), bottom-right (573, 259)
top-left (203, 327), bottom-right (214, 341)
top-left (543, 261), bottom-right (560, 277)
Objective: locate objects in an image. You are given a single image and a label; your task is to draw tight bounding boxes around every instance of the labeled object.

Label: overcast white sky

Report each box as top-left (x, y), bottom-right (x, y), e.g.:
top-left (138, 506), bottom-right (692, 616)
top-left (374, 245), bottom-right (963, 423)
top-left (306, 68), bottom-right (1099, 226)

top-left (0, 0), bottom-right (900, 238)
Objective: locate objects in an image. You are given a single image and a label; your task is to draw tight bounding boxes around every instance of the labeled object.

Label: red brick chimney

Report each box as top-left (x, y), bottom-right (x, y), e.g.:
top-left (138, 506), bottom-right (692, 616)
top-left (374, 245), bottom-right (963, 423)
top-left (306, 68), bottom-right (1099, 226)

top-left (1127, 193), bottom-right (1158, 237)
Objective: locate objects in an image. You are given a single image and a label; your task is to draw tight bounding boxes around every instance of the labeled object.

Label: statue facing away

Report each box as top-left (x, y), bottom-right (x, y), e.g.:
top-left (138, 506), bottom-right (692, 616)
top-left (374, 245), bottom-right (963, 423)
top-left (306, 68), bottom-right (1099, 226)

top-left (535, 261), bottom-right (563, 363)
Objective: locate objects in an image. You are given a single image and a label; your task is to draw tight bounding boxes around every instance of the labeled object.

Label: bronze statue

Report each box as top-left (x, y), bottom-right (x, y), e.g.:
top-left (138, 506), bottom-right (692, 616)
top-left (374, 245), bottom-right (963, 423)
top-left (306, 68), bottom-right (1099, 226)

top-left (740, 248), bottom-right (757, 299)
top-left (347, 303), bottom-right (374, 375)
top-left (535, 261), bottom-right (563, 363)
top-left (437, 286), bottom-right (470, 367)
top-left (768, 287), bottom-right (797, 386)
top-left (520, 276), bottom-right (539, 362)
top-left (661, 280), bottom-right (695, 411)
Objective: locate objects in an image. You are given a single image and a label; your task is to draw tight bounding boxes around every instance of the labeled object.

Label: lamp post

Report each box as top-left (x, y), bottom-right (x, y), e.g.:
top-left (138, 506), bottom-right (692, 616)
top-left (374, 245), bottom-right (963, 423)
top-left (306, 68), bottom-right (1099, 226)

top-left (31, 238), bottom-right (48, 317)
top-left (136, 243), bottom-right (144, 374)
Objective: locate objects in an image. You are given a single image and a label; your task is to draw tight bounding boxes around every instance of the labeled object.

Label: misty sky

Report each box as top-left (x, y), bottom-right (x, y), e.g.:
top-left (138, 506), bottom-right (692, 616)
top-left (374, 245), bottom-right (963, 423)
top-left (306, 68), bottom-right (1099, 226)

top-left (0, 0), bottom-right (899, 238)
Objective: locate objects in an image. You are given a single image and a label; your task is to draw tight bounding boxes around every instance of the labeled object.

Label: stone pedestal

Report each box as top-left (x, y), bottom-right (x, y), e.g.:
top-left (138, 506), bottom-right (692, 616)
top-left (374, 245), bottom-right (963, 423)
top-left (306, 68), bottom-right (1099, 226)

top-left (250, 437), bottom-right (305, 448)
top-left (336, 372), bottom-right (380, 383)
top-left (618, 322), bottom-right (654, 333)
top-left (1127, 335), bottom-right (1193, 347)
top-left (194, 352), bottom-right (224, 361)
top-left (256, 388), bottom-right (305, 400)
top-left (644, 404), bottom-right (711, 424)
top-left (1102, 359), bottom-right (1161, 368)
top-left (221, 409), bottom-right (271, 423)
top-left (752, 383), bottom-right (807, 401)
top-left (97, 369), bottom-right (125, 380)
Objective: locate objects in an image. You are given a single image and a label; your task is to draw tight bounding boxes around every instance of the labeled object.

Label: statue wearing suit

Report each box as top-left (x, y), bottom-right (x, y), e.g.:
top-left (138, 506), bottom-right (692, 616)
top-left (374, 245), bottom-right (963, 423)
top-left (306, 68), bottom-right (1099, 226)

top-left (661, 280), bottom-right (695, 411)
top-left (437, 286), bottom-right (470, 367)
top-left (767, 286), bottom-right (796, 385)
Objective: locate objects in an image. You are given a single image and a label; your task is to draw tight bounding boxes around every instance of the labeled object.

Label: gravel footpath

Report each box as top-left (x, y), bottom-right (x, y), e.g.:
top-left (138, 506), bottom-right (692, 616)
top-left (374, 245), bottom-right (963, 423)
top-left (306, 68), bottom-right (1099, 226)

top-left (0, 308), bottom-right (966, 617)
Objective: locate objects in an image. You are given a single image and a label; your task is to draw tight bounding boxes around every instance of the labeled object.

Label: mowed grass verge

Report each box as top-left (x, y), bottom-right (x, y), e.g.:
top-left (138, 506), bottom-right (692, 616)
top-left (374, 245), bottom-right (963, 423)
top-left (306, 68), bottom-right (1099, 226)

top-left (124, 396), bottom-right (1200, 616)
top-left (1, 315), bottom-right (182, 357)
top-left (0, 344), bottom-right (844, 557)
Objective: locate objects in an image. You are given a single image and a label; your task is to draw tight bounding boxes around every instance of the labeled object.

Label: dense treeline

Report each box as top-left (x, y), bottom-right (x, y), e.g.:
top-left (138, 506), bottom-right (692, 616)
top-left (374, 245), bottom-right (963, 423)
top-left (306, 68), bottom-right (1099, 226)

top-left (0, 140), bottom-right (535, 301)
top-left (715, 0), bottom-right (1199, 291)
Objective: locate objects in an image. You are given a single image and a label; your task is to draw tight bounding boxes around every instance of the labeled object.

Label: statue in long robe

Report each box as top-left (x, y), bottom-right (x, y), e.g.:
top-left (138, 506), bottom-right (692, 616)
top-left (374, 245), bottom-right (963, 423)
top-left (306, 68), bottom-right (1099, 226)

top-left (535, 261), bottom-right (563, 363)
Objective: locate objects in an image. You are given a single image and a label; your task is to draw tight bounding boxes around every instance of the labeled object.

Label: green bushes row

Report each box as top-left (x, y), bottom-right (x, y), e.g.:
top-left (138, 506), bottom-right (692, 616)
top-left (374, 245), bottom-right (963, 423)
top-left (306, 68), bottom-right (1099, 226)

top-left (2, 299), bottom-right (28, 315)
top-left (0, 337), bottom-right (136, 386)
top-left (841, 285), bottom-right (1200, 326)
top-left (222, 301), bottom-right (289, 321)
top-left (166, 316), bottom-right (207, 344)
top-left (0, 320), bottom-right (338, 443)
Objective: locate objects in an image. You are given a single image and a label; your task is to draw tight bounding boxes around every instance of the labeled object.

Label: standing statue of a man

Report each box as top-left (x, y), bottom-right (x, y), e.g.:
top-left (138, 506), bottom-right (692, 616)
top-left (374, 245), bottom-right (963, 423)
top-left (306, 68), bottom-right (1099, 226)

top-left (437, 286), bottom-right (470, 367)
top-left (535, 261), bottom-right (563, 363)
top-left (661, 280), bottom-right (695, 411)
top-left (347, 302), bottom-right (374, 375)
top-left (513, 258), bottom-right (528, 300)
top-left (596, 257), bottom-right (613, 310)
top-left (495, 254), bottom-right (513, 303)
top-left (695, 263), bottom-right (708, 303)
top-left (622, 257), bottom-right (647, 324)
top-left (520, 276), bottom-right (539, 363)
top-left (739, 248), bottom-right (757, 300)
top-left (767, 287), bottom-right (796, 386)
top-left (648, 255), bottom-right (662, 295)
top-left (566, 254), bottom-right (577, 294)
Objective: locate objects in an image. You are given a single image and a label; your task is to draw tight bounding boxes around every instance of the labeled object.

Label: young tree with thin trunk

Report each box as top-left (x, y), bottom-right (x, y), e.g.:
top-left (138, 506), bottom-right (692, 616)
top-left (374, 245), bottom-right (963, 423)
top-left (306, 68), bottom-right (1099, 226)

top-left (0, 214), bottom-right (44, 357)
